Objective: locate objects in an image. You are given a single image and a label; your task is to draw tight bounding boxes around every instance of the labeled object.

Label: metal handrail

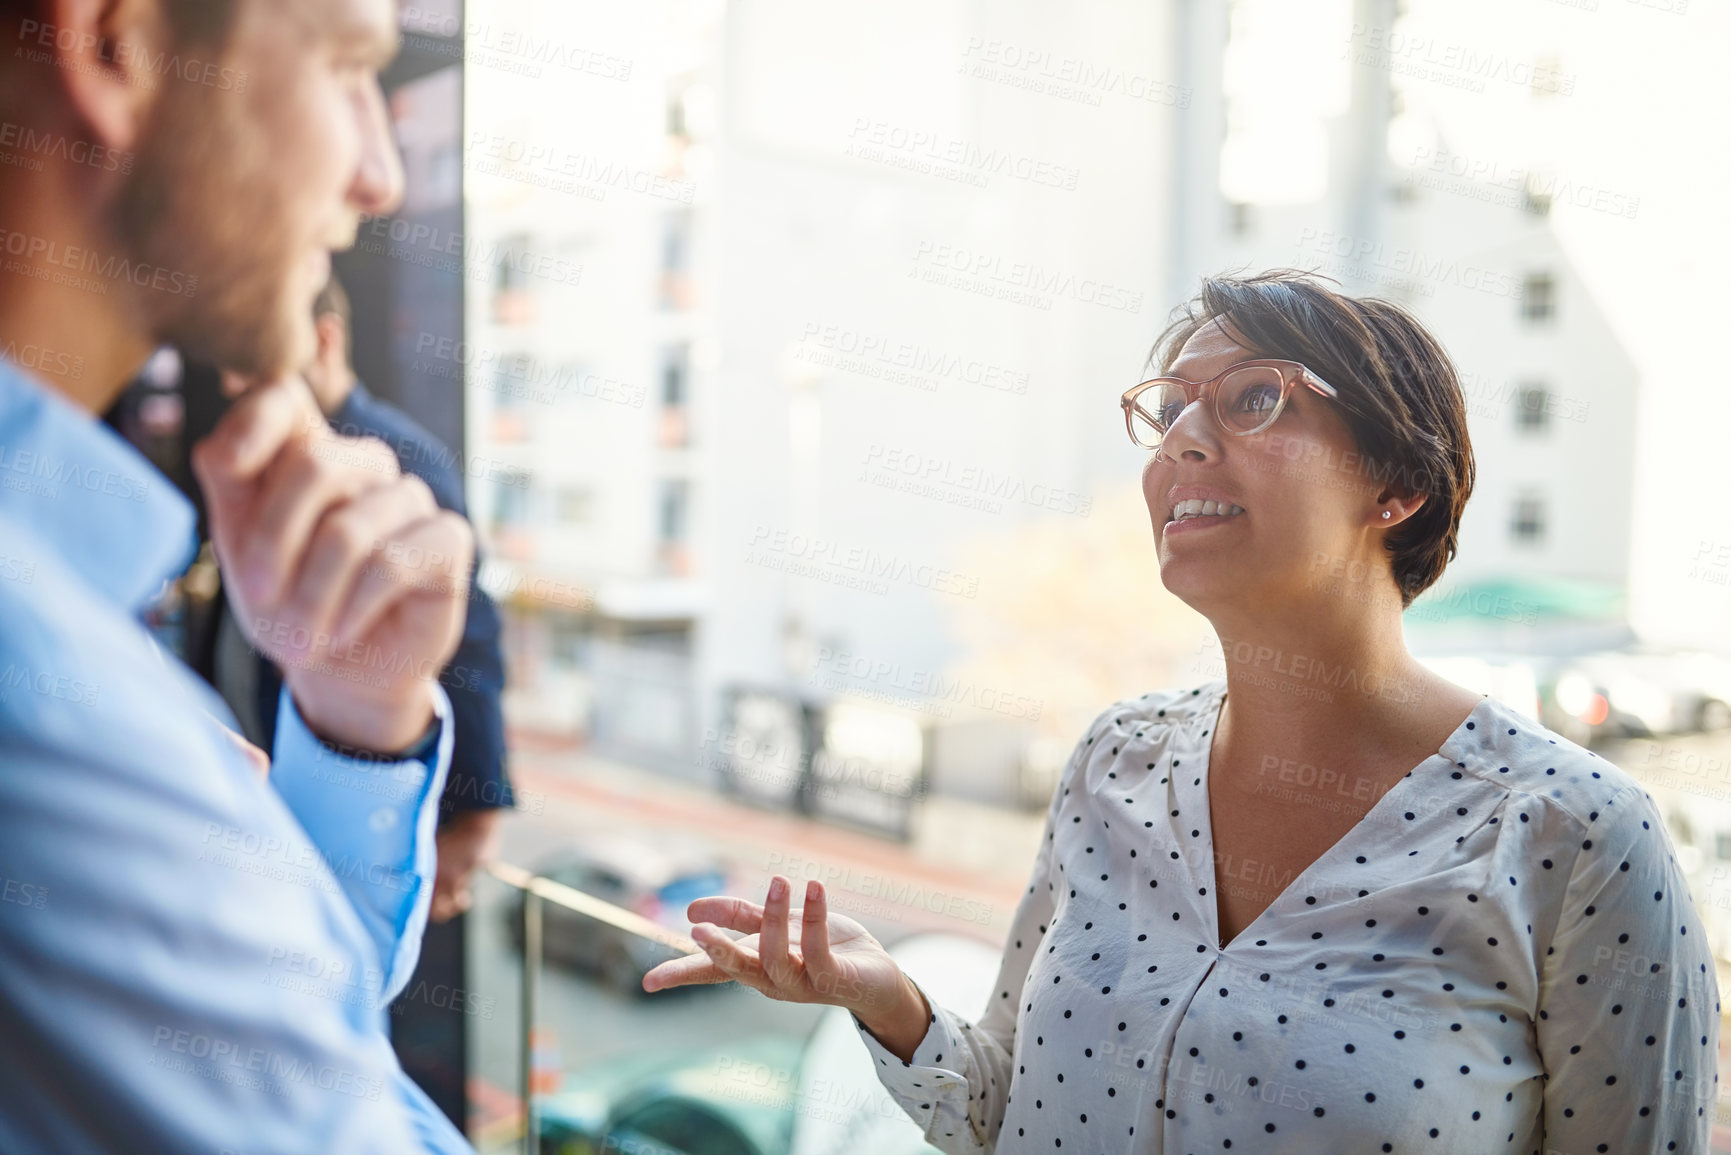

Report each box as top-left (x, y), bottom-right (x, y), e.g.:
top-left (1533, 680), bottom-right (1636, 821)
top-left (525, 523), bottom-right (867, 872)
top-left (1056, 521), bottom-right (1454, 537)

top-left (483, 861), bottom-right (702, 1154)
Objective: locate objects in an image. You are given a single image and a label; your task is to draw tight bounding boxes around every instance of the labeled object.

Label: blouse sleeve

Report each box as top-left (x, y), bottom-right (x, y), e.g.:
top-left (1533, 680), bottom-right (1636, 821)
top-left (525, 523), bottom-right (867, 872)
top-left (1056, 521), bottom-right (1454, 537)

top-left (1535, 781), bottom-right (1721, 1151)
top-left (852, 706), bottom-right (1111, 1153)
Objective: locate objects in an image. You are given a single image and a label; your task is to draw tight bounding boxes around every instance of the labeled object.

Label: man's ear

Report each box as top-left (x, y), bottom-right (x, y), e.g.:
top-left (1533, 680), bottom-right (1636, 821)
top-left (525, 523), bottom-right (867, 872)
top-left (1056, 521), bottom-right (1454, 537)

top-left (313, 313), bottom-right (346, 364)
top-left (40, 0), bottom-right (172, 153)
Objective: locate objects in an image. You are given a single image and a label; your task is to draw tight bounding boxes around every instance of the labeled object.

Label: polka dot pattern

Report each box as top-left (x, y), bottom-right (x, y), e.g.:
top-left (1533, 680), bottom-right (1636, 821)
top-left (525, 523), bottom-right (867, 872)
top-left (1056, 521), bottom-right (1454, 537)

top-left (853, 680), bottom-right (1720, 1153)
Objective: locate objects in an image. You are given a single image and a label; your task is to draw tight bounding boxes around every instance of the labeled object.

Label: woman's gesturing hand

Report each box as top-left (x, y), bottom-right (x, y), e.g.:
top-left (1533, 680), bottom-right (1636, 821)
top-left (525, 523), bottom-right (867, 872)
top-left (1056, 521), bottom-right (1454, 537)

top-left (643, 875), bottom-right (931, 1057)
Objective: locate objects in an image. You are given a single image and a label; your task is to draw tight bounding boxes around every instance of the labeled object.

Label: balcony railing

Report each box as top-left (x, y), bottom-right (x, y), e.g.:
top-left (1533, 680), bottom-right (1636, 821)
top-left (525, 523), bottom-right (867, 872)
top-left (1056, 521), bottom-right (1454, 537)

top-left (483, 860), bottom-right (701, 1154)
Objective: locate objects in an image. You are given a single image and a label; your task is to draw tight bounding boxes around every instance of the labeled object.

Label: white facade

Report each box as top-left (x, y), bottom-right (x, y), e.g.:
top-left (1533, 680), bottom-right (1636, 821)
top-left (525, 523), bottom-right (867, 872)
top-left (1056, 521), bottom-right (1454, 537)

top-left (1172, 0), bottom-right (1638, 607)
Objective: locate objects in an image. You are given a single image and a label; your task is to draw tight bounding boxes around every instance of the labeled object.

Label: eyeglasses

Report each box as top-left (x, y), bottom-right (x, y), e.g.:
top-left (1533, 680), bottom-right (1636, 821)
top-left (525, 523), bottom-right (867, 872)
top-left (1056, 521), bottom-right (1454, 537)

top-left (1120, 359), bottom-right (1340, 451)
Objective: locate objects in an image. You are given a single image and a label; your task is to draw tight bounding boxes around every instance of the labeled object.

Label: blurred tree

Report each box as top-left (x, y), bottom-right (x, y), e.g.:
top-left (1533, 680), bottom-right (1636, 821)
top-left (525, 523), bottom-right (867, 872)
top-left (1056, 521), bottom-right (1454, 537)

top-left (941, 484), bottom-right (1215, 752)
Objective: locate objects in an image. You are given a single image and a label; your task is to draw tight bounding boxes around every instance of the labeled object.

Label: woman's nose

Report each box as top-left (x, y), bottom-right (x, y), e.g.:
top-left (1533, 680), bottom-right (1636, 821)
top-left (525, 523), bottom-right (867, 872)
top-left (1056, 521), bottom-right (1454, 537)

top-left (1159, 399), bottom-right (1217, 462)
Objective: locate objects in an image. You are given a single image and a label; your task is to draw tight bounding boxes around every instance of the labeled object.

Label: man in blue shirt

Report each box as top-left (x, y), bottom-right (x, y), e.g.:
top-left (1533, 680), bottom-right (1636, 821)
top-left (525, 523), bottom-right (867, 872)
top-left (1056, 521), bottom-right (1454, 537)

top-left (0, 0), bottom-right (479, 1150)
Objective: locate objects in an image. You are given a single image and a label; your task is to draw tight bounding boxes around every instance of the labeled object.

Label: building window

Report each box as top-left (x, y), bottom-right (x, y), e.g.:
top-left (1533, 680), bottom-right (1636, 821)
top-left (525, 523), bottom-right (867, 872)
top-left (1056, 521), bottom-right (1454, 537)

top-left (493, 353), bottom-right (535, 411)
top-left (1521, 172), bottom-right (1552, 217)
top-left (1515, 385), bottom-right (1550, 433)
top-left (495, 232), bottom-right (532, 292)
top-left (1510, 495), bottom-right (1545, 544)
top-left (557, 487), bottom-right (592, 525)
top-left (657, 479), bottom-right (689, 544)
top-left (656, 479), bottom-right (692, 577)
top-left (492, 471), bottom-right (534, 529)
top-left (493, 232), bottom-right (537, 325)
top-left (659, 213), bottom-right (694, 310)
top-left (658, 345), bottom-right (691, 449)
top-left (1520, 273), bottom-right (1555, 323)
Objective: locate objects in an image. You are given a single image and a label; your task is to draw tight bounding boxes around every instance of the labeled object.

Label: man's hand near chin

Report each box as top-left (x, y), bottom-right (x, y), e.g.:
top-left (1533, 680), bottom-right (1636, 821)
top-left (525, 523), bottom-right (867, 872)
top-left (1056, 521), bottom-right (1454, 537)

top-left (191, 373), bottom-right (474, 755)
top-left (431, 809), bottom-right (501, 922)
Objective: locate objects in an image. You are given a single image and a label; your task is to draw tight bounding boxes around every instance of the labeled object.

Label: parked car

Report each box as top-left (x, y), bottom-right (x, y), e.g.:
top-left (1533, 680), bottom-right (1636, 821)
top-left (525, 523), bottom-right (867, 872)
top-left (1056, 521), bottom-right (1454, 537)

top-left (537, 1035), bottom-right (804, 1155)
top-left (534, 930), bottom-right (1005, 1155)
top-left (506, 836), bottom-right (729, 994)
top-left (1542, 645), bottom-right (1731, 745)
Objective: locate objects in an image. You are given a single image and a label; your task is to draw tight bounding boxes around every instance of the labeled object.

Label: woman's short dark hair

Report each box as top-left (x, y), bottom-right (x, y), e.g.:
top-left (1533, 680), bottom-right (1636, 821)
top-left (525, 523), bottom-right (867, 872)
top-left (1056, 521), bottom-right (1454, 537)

top-left (1152, 270), bottom-right (1475, 609)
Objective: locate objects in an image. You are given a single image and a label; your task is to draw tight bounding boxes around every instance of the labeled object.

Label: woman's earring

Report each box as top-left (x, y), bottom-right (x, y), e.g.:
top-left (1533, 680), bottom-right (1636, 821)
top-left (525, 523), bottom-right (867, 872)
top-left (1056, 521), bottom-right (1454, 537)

top-left (1381, 510), bottom-right (1392, 519)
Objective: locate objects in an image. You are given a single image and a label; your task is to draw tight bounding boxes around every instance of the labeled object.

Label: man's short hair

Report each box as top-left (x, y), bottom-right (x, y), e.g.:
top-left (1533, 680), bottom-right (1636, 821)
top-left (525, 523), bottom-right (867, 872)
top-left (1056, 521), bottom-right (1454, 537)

top-left (312, 274), bottom-right (352, 363)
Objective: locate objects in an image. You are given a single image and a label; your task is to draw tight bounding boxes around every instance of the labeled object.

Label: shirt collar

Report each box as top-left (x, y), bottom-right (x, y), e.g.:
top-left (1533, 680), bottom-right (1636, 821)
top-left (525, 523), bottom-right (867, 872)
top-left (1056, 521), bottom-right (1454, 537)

top-left (0, 358), bottom-right (197, 611)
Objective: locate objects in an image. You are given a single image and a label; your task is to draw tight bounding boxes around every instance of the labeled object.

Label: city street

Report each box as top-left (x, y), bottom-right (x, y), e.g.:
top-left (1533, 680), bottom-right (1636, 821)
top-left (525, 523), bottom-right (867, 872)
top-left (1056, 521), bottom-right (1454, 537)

top-left (464, 734), bottom-right (1045, 1148)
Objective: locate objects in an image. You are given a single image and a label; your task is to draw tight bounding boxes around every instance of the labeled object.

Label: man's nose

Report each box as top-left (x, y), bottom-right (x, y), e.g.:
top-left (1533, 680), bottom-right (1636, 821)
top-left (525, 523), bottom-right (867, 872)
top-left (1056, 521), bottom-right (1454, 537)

top-left (351, 80), bottom-right (405, 217)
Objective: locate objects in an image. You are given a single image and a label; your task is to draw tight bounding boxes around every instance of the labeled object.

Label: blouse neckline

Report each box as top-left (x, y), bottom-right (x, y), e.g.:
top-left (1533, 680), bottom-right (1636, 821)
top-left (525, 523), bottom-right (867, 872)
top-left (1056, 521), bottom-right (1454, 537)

top-left (1190, 682), bottom-right (1498, 952)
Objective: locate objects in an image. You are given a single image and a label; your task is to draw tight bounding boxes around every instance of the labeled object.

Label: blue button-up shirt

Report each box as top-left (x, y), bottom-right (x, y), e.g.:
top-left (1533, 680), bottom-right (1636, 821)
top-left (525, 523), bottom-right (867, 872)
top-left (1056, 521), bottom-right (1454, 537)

top-left (0, 359), bottom-right (475, 1153)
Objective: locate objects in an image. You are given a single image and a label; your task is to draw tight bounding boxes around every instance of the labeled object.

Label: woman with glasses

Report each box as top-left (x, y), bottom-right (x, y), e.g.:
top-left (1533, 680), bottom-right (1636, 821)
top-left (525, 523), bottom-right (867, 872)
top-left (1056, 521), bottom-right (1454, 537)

top-left (645, 271), bottom-right (1718, 1153)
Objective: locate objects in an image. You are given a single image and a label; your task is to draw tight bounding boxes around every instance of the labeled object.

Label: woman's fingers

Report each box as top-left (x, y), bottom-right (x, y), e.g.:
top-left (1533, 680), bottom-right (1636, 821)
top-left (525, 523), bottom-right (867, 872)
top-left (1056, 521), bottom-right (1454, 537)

top-left (641, 950), bottom-right (731, 993)
top-left (691, 924), bottom-right (772, 993)
top-left (798, 880), bottom-right (837, 979)
top-left (758, 876), bottom-right (797, 985)
top-left (686, 895), bottom-right (764, 934)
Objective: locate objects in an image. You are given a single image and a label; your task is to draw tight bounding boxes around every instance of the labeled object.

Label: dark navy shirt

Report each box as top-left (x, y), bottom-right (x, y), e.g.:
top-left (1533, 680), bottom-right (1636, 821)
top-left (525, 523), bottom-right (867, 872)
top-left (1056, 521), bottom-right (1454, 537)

top-left (251, 380), bottom-right (512, 821)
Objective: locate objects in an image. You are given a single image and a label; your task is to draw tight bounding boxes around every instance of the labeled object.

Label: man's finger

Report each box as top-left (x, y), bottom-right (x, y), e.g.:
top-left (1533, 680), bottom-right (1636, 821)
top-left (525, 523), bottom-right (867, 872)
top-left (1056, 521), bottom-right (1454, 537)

top-left (284, 475), bottom-right (439, 643)
top-left (196, 374), bottom-right (323, 483)
top-left (331, 510), bottom-right (471, 645)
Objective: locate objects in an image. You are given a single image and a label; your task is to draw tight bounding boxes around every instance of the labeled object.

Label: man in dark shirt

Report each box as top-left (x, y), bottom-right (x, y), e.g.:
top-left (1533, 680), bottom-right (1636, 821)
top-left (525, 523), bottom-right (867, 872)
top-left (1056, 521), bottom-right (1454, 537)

top-left (246, 273), bottom-right (514, 919)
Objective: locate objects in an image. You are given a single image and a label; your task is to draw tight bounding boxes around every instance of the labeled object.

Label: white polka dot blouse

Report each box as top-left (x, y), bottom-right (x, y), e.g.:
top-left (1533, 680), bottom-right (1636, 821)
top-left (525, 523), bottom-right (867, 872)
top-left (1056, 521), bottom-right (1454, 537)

top-left (853, 679), bottom-right (1721, 1153)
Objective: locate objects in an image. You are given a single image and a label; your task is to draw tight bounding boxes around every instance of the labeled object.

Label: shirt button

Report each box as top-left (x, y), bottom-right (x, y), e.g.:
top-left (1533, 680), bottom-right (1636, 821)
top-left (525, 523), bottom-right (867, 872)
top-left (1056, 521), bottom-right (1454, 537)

top-left (368, 807), bottom-right (399, 832)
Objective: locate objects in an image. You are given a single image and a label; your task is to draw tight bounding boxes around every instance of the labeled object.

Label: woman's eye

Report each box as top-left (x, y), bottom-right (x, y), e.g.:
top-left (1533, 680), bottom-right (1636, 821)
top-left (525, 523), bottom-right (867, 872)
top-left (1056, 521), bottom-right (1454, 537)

top-left (1238, 386), bottom-right (1280, 413)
